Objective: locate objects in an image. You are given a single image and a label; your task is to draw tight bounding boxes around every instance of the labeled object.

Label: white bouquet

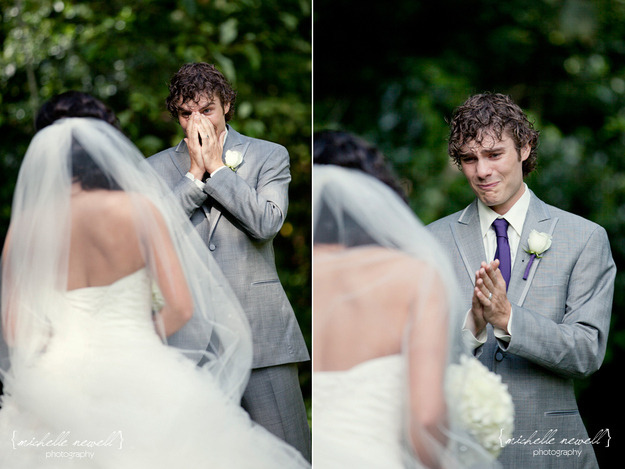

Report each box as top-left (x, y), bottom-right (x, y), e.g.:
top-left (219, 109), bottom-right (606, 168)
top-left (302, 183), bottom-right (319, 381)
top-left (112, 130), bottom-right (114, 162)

top-left (445, 354), bottom-right (514, 457)
top-left (151, 281), bottom-right (165, 313)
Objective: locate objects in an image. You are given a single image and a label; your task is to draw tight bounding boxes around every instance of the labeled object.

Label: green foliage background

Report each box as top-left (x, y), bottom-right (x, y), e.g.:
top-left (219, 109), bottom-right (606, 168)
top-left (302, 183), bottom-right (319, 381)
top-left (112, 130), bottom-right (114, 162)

top-left (0, 0), bottom-right (311, 412)
top-left (315, 0), bottom-right (623, 465)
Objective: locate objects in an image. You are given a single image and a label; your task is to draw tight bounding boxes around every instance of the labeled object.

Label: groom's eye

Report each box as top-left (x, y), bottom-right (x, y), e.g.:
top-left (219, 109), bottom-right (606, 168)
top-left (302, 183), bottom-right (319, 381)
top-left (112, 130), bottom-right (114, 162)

top-left (460, 155), bottom-right (476, 164)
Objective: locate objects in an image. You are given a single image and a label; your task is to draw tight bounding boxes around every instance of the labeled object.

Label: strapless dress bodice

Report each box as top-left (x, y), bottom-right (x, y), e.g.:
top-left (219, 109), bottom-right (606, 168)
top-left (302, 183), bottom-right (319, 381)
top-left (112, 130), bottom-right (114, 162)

top-left (65, 268), bottom-right (152, 318)
top-left (52, 269), bottom-right (156, 345)
top-left (313, 355), bottom-right (420, 468)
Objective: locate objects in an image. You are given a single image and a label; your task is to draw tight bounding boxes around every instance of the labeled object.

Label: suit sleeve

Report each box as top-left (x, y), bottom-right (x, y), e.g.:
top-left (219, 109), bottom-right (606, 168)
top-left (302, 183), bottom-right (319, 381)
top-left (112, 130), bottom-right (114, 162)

top-left (146, 152), bottom-right (209, 219)
top-left (171, 176), bottom-right (209, 218)
top-left (501, 225), bottom-right (615, 379)
top-left (203, 143), bottom-right (290, 241)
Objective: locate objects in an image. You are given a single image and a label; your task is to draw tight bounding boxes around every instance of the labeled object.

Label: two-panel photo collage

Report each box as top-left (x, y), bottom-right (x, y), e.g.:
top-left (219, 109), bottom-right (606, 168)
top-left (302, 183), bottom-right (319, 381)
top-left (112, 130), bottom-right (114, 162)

top-left (0, 1), bottom-right (622, 467)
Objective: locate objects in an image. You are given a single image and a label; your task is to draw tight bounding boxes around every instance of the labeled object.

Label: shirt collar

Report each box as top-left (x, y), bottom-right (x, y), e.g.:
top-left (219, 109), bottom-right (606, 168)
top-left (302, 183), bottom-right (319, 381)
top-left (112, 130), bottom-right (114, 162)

top-left (478, 183), bottom-right (531, 238)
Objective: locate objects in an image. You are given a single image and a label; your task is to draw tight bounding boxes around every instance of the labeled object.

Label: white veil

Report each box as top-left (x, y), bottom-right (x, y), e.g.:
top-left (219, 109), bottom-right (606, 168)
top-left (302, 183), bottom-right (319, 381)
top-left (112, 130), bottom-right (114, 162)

top-left (0, 117), bottom-right (252, 401)
top-left (313, 164), bottom-right (499, 468)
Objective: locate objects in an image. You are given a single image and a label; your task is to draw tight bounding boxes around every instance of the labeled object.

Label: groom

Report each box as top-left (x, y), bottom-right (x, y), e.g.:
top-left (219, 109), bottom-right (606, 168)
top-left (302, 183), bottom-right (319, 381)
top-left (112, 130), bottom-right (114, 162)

top-left (427, 93), bottom-right (615, 468)
top-left (147, 62), bottom-right (311, 460)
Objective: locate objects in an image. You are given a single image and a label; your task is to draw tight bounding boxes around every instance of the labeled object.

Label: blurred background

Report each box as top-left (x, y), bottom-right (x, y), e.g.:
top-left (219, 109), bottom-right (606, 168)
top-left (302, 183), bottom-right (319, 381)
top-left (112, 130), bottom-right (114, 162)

top-left (315, 0), bottom-right (623, 466)
top-left (0, 0), bottom-right (311, 417)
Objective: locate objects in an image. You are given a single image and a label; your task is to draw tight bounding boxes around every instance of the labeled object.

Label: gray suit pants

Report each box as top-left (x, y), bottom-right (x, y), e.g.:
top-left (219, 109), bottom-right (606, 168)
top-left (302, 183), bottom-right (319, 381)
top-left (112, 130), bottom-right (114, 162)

top-left (241, 363), bottom-right (311, 462)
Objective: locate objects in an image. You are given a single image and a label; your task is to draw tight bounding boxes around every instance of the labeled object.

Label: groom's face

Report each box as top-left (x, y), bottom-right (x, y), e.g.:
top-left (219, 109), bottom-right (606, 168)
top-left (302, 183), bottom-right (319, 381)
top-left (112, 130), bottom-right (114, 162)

top-left (458, 130), bottom-right (530, 215)
top-left (177, 93), bottom-right (230, 138)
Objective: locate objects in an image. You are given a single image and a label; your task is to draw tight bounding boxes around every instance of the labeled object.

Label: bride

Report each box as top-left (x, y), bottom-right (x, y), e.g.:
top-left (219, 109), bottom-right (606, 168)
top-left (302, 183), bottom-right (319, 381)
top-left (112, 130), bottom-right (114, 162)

top-left (312, 132), bottom-right (501, 468)
top-left (0, 103), bottom-right (309, 468)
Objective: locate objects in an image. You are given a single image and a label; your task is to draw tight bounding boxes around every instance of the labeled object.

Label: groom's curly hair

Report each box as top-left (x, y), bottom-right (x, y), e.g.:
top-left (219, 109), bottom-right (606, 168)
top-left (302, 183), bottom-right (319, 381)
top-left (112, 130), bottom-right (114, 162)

top-left (448, 93), bottom-right (539, 177)
top-left (166, 62), bottom-right (237, 122)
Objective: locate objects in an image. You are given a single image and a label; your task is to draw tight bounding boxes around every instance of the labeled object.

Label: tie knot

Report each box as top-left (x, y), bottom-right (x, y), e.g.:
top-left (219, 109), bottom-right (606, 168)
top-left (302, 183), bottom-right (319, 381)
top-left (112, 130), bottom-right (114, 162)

top-left (492, 218), bottom-right (509, 238)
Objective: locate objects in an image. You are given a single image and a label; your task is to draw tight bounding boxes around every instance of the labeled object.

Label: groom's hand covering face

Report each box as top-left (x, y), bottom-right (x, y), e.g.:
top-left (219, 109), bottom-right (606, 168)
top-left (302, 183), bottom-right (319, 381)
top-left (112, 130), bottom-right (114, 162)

top-left (178, 94), bottom-right (230, 177)
top-left (177, 93), bottom-right (230, 142)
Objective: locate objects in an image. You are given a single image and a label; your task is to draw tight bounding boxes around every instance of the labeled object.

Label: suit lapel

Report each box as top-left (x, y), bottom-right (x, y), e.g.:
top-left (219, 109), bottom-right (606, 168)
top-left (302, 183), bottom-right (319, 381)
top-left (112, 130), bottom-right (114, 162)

top-left (452, 192), bottom-right (559, 307)
top-left (168, 126), bottom-right (248, 239)
top-left (172, 139), bottom-right (191, 176)
top-left (451, 200), bottom-right (486, 286)
top-left (508, 192), bottom-right (558, 307)
top-left (222, 125), bottom-right (248, 171)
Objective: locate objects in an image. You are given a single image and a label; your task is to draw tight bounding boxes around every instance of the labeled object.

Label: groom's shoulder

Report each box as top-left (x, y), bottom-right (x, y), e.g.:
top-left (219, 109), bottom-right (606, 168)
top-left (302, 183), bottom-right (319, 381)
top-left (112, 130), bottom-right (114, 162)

top-left (426, 208), bottom-right (467, 237)
top-left (148, 144), bottom-right (178, 161)
top-left (532, 195), bottom-right (609, 248)
top-left (232, 127), bottom-right (287, 155)
top-left (542, 201), bottom-right (605, 236)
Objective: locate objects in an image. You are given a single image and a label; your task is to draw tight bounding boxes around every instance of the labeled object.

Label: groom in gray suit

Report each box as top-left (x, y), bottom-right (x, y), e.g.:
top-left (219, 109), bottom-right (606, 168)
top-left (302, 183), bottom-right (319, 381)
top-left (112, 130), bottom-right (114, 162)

top-left (147, 63), bottom-right (311, 460)
top-left (428, 93), bottom-right (614, 468)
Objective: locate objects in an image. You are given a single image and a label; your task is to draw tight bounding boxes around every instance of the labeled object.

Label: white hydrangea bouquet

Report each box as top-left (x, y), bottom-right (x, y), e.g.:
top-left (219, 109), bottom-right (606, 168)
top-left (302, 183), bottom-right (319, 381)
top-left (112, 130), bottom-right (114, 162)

top-left (151, 281), bottom-right (165, 313)
top-left (445, 354), bottom-right (514, 457)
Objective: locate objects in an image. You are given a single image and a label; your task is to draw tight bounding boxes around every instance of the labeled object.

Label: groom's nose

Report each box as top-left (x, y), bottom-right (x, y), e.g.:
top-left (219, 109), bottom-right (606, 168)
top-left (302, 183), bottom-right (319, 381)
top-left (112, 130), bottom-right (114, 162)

top-left (476, 157), bottom-right (492, 178)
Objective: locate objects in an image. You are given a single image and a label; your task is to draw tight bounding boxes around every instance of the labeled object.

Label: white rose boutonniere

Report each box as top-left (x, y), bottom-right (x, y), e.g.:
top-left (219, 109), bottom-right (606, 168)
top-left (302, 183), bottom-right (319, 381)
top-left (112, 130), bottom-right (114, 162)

top-left (224, 150), bottom-right (243, 171)
top-left (523, 230), bottom-right (552, 280)
top-left (445, 355), bottom-right (515, 458)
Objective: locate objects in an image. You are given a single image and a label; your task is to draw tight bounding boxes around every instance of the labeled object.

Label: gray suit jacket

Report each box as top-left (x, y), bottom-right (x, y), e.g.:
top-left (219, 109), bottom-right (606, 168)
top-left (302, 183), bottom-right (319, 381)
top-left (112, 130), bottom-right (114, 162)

top-left (148, 125), bottom-right (309, 369)
top-left (428, 191), bottom-right (615, 469)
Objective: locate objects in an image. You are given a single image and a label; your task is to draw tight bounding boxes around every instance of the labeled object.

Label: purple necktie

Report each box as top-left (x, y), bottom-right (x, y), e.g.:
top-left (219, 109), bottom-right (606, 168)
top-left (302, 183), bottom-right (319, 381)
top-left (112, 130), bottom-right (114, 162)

top-left (492, 218), bottom-right (511, 289)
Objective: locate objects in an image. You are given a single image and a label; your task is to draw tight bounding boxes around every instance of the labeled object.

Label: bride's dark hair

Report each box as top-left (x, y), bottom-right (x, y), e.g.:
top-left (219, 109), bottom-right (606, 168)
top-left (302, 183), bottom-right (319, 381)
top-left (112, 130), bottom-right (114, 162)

top-left (313, 130), bottom-right (408, 203)
top-left (35, 91), bottom-right (120, 131)
top-left (36, 91), bottom-right (122, 191)
top-left (71, 139), bottom-right (122, 191)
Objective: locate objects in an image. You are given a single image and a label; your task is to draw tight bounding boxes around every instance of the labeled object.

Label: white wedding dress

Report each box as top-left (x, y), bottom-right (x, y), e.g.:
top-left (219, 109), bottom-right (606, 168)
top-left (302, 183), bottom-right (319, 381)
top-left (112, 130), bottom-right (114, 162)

top-left (313, 354), bottom-right (422, 468)
top-left (0, 268), bottom-right (308, 468)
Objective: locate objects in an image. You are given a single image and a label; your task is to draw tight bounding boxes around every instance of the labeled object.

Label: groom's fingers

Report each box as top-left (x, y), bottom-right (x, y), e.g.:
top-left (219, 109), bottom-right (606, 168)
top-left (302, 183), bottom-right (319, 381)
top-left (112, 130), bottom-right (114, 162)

top-left (474, 274), bottom-right (492, 305)
top-left (197, 114), bottom-right (218, 145)
top-left (185, 116), bottom-right (198, 152)
top-left (195, 114), bottom-right (225, 174)
top-left (483, 261), bottom-right (500, 282)
top-left (481, 262), bottom-right (505, 294)
top-left (186, 117), bottom-right (206, 179)
top-left (197, 115), bottom-right (221, 153)
top-left (479, 268), bottom-right (496, 294)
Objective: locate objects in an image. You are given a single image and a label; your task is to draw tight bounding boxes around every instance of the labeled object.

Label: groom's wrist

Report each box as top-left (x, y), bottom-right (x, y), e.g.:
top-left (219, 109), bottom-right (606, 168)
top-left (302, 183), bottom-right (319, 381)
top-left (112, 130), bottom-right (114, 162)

top-left (208, 166), bottom-right (226, 178)
top-left (185, 172), bottom-right (206, 190)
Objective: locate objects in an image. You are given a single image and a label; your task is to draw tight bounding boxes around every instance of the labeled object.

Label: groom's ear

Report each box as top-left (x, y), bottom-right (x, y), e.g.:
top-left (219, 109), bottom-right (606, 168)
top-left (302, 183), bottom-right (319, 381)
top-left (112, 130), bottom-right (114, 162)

top-left (223, 102), bottom-right (231, 117)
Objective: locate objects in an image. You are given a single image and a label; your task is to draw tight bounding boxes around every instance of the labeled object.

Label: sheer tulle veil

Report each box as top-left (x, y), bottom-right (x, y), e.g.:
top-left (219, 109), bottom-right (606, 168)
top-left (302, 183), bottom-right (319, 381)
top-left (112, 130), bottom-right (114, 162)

top-left (313, 164), bottom-right (497, 467)
top-left (0, 117), bottom-right (252, 401)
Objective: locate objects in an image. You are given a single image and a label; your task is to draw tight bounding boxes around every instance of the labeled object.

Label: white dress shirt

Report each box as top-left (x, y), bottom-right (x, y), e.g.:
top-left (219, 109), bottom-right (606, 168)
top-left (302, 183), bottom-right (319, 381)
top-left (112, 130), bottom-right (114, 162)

top-left (463, 184), bottom-right (531, 349)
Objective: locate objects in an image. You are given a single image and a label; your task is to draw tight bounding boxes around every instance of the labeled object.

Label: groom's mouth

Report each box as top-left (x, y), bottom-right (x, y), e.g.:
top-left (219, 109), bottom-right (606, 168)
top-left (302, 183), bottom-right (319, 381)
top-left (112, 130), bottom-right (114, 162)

top-left (477, 181), bottom-right (499, 191)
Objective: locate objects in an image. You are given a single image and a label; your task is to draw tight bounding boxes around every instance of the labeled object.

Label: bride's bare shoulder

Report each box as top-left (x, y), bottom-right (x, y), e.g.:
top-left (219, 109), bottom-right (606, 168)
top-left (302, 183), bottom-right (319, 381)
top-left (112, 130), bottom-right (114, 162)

top-left (73, 189), bottom-right (151, 210)
top-left (315, 244), bottom-right (428, 271)
top-left (71, 189), bottom-right (155, 225)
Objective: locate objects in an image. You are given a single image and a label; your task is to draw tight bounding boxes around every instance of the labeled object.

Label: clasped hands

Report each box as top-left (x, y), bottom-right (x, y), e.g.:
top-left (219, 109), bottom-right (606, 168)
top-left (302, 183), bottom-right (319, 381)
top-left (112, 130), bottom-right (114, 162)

top-left (471, 259), bottom-right (511, 335)
top-left (184, 112), bottom-right (227, 180)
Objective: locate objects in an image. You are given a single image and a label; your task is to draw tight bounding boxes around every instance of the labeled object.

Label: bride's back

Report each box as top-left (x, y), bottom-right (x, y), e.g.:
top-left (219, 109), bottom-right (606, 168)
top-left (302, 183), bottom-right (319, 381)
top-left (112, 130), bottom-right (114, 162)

top-left (313, 245), bottom-right (437, 371)
top-left (67, 187), bottom-right (145, 290)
